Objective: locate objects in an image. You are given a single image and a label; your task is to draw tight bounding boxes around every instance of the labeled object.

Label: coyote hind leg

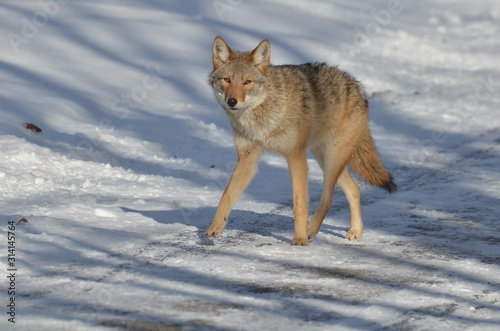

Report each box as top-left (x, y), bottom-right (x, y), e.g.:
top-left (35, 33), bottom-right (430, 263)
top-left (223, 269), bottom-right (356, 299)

top-left (307, 140), bottom-right (359, 240)
top-left (337, 168), bottom-right (363, 240)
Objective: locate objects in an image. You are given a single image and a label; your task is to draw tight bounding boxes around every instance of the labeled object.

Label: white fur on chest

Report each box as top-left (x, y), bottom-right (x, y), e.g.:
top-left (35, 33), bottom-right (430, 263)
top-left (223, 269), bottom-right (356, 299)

top-left (230, 109), bottom-right (297, 154)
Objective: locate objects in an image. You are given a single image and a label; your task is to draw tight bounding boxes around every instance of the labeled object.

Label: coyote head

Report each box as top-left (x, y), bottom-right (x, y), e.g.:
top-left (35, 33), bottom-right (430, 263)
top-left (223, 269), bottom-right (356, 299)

top-left (209, 36), bottom-right (270, 112)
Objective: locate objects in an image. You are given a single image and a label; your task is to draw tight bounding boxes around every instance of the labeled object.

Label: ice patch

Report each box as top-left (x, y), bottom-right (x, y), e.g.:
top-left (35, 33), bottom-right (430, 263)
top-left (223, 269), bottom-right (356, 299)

top-left (94, 208), bottom-right (118, 218)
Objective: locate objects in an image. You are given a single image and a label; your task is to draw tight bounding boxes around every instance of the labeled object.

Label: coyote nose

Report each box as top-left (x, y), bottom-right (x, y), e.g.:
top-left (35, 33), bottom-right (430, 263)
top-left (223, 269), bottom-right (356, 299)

top-left (227, 98), bottom-right (238, 108)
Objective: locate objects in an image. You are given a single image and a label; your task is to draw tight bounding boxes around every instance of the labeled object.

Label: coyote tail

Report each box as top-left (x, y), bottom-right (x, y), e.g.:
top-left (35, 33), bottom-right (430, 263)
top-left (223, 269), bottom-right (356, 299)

top-left (349, 129), bottom-right (398, 193)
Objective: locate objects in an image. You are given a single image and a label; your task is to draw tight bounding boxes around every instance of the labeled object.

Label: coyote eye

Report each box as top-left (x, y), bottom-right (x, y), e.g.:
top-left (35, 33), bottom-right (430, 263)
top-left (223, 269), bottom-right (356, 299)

top-left (222, 77), bottom-right (230, 83)
top-left (243, 80), bottom-right (253, 85)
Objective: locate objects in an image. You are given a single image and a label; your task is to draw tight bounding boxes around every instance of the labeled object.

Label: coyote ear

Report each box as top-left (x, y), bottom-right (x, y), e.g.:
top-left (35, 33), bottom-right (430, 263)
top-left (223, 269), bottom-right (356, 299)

top-left (249, 39), bottom-right (270, 73)
top-left (212, 36), bottom-right (233, 70)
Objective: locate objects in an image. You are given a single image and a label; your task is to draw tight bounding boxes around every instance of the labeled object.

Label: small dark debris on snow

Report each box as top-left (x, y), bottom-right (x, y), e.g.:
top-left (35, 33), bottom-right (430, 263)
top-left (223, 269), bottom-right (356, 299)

top-left (17, 218), bottom-right (29, 225)
top-left (24, 123), bottom-right (42, 133)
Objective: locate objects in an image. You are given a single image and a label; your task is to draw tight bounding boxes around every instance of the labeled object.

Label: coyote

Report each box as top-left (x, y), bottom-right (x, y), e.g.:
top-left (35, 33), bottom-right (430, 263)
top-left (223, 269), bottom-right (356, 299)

top-left (206, 36), bottom-right (396, 246)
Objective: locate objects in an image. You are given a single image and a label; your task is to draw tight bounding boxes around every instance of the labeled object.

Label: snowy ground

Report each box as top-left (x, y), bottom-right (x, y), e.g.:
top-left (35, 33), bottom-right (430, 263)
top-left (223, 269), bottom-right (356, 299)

top-left (1, 0), bottom-right (500, 330)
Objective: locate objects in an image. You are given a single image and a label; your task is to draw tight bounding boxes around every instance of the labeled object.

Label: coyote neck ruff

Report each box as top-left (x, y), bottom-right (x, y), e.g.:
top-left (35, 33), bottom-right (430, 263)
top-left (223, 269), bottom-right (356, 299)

top-left (206, 36), bottom-right (397, 246)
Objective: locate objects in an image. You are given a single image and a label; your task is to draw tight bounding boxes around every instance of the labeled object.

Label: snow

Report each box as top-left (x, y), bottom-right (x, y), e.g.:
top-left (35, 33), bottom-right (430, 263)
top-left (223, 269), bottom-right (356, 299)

top-left (1, 0), bottom-right (499, 330)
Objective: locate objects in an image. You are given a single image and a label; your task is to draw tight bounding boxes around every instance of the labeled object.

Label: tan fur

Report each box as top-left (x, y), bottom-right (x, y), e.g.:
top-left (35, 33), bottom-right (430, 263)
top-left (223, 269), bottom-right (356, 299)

top-left (206, 36), bottom-right (397, 246)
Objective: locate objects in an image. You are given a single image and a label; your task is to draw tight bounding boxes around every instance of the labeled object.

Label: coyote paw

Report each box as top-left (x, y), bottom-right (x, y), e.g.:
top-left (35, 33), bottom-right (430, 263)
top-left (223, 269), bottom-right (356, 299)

top-left (346, 228), bottom-right (362, 240)
top-left (205, 225), bottom-right (224, 239)
top-left (307, 223), bottom-right (320, 240)
top-left (291, 236), bottom-right (309, 246)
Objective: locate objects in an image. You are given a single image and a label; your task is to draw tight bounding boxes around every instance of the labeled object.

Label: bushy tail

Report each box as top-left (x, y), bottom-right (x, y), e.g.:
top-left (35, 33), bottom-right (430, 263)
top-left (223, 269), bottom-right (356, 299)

top-left (349, 129), bottom-right (398, 193)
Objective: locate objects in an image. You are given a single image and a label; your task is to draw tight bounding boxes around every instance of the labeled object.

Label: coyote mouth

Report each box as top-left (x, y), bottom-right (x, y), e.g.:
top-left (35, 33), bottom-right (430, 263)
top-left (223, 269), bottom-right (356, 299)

top-left (227, 105), bottom-right (242, 112)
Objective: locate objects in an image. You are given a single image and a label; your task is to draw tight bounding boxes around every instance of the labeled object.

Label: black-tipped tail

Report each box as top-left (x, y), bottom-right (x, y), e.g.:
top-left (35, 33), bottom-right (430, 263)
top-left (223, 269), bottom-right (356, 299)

top-left (349, 130), bottom-right (398, 194)
top-left (381, 174), bottom-right (398, 193)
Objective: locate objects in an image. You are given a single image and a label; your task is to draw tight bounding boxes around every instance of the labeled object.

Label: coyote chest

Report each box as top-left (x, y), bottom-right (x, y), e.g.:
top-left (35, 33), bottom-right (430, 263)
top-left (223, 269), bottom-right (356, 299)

top-left (228, 102), bottom-right (301, 154)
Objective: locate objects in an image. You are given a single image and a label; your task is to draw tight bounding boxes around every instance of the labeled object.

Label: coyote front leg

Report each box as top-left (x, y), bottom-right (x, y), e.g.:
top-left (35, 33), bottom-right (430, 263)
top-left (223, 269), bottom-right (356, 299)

top-left (286, 149), bottom-right (309, 246)
top-left (205, 145), bottom-right (261, 238)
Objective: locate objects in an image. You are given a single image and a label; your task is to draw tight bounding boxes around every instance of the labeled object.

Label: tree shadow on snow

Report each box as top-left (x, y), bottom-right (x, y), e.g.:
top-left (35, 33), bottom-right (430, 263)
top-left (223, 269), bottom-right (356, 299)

top-left (13, 212), bottom-right (500, 330)
top-left (120, 205), bottom-right (326, 244)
